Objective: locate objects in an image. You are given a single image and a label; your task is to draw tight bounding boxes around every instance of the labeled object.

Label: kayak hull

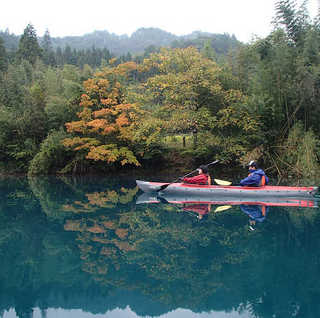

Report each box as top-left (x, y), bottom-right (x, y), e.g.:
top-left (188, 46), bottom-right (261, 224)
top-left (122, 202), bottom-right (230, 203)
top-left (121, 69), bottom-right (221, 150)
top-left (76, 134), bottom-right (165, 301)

top-left (136, 192), bottom-right (318, 208)
top-left (136, 180), bottom-right (318, 199)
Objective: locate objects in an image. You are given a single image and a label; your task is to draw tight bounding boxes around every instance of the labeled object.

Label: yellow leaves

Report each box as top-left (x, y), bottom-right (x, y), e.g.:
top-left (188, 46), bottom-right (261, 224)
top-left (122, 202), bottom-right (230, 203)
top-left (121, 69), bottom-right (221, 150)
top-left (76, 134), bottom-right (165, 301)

top-left (101, 98), bottom-right (115, 106)
top-left (217, 106), bottom-right (260, 133)
top-left (115, 61), bottom-right (137, 76)
top-left (103, 125), bottom-right (116, 135)
top-left (115, 228), bottom-right (129, 239)
top-left (78, 108), bottom-right (92, 121)
top-left (109, 57), bottom-right (117, 65)
top-left (225, 89), bottom-right (245, 104)
top-left (93, 108), bottom-right (111, 118)
top-left (87, 119), bottom-right (108, 131)
top-left (80, 94), bottom-right (94, 108)
top-left (116, 114), bottom-right (129, 127)
top-left (63, 61), bottom-right (143, 167)
top-left (85, 144), bottom-right (140, 166)
top-left (65, 120), bottom-right (87, 133)
top-left (63, 137), bottom-right (101, 150)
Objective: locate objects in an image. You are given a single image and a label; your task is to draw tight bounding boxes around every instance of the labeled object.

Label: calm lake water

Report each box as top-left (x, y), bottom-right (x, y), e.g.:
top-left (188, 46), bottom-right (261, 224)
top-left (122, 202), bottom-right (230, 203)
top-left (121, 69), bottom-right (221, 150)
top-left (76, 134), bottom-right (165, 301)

top-left (1, 175), bottom-right (320, 318)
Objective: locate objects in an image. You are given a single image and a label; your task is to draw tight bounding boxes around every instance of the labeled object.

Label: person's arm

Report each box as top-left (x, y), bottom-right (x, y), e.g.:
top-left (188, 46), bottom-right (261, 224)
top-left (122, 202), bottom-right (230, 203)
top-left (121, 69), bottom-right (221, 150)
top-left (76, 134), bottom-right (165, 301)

top-left (240, 173), bottom-right (261, 186)
top-left (183, 174), bottom-right (208, 184)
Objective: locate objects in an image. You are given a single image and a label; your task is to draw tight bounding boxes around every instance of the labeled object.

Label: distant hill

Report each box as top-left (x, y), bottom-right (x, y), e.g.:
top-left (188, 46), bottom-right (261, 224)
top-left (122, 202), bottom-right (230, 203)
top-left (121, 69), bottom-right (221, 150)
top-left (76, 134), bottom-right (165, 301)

top-left (0, 27), bottom-right (241, 56)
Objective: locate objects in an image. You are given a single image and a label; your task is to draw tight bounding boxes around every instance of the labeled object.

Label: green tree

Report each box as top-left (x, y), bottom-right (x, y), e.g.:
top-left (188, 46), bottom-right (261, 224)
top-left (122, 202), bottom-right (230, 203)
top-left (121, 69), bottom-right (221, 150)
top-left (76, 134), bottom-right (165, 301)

top-left (0, 36), bottom-right (8, 72)
top-left (274, 0), bottom-right (310, 47)
top-left (201, 39), bottom-right (217, 61)
top-left (17, 23), bottom-right (42, 65)
top-left (41, 29), bottom-right (56, 66)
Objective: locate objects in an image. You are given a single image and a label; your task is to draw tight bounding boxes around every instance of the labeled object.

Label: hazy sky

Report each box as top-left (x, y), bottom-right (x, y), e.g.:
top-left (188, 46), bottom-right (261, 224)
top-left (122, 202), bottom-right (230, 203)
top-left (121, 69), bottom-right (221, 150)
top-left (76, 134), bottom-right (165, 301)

top-left (1, 0), bottom-right (318, 43)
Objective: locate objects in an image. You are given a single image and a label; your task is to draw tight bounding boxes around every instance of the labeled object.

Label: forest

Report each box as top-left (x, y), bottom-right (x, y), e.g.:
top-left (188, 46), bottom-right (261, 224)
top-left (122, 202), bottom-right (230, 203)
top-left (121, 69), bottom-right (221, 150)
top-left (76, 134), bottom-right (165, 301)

top-left (0, 0), bottom-right (320, 179)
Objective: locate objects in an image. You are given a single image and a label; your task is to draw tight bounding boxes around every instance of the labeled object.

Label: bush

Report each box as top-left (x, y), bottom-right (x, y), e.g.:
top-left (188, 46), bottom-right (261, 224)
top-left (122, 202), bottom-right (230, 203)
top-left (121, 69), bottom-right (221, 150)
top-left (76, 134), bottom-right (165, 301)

top-left (28, 129), bottom-right (72, 176)
top-left (280, 122), bottom-right (320, 178)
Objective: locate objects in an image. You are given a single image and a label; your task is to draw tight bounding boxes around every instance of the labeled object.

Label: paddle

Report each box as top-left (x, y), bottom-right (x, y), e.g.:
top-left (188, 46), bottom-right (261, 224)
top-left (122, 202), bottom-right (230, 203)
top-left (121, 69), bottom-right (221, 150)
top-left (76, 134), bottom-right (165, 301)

top-left (214, 179), bottom-right (232, 186)
top-left (157, 159), bottom-right (220, 192)
top-left (214, 205), bottom-right (232, 212)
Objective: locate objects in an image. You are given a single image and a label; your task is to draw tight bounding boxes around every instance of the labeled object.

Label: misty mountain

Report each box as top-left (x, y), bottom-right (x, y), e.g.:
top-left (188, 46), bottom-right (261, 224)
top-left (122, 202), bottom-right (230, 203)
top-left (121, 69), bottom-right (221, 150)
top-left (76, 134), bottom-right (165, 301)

top-left (0, 27), bottom-right (241, 56)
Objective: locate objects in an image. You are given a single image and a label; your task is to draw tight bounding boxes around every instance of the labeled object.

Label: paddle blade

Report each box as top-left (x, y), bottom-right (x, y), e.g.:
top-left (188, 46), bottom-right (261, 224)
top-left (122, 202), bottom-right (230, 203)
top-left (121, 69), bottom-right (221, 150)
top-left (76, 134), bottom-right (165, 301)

top-left (156, 183), bottom-right (170, 192)
top-left (214, 179), bottom-right (232, 186)
top-left (214, 205), bottom-right (232, 212)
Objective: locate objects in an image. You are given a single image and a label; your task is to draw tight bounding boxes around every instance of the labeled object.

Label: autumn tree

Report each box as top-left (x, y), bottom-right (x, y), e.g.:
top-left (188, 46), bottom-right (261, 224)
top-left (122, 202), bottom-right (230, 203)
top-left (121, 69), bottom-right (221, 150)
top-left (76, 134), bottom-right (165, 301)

top-left (63, 62), bottom-right (145, 171)
top-left (138, 47), bottom-right (260, 160)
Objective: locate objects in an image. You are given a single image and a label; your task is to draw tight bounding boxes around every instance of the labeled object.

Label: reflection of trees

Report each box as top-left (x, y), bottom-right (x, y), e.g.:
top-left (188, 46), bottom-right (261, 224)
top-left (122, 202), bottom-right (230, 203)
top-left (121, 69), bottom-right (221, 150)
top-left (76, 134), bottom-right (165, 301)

top-left (28, 175), bottom-right (138, 219)
top-left (1, 176), bottom-right (320, 317)
top-left (63, 187), bottom-right (138, 213)
top-left (63, 196), bottom-right (320, 317)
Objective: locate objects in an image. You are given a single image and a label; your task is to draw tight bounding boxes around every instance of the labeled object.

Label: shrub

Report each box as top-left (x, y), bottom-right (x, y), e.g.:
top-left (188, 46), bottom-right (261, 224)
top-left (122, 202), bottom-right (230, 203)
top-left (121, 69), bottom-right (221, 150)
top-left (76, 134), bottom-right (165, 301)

top-left (28, 129), bottom-right (72, 175)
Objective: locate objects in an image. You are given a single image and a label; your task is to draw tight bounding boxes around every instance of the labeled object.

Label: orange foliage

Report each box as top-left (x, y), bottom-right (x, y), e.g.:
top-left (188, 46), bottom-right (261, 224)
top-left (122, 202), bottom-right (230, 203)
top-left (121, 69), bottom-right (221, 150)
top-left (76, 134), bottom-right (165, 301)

top-left (64, 220), bottom-right (83, 231)
top-left (115, 228), bottom-right (129, 239)
top-left (102, 221), bottom-right (115, 229)
top-left (63, 62), bottom-right (141, 167)
top-left (116, 114), bottom-right (129, 127)
top-left (87, 119), bottom-right (108, 130)
top-left (92, 237), bottom-right (110, 244)
top-left (93, 108), bottom-right (111, 118)
top-left (80, 94), bottom-right (94, 108)
top-left (65, 121), bottom-right (87, 133)
top-left (113, 240), bottom-right (135, 252)
top-left (87, 225), bottom-right (105, 234)
top-left (100, 247), bottom-right (117, 256)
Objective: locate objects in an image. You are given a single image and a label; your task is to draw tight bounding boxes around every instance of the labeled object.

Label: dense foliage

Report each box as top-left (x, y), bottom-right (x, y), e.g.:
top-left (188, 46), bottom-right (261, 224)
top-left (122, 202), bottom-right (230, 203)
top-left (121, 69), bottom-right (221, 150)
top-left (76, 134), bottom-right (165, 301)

top-left (0, 0), bottom-right (320, 178)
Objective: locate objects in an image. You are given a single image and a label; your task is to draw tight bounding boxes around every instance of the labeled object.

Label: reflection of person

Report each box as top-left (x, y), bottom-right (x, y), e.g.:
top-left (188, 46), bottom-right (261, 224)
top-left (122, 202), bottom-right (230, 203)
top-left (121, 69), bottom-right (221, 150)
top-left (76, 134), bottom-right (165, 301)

top-left (181, 165), bottom-right (211, 185)
top-left (240, 160), bottom-right (269, 187)
top-left (183, 203), bottom-right (211, 220)
top-left (240, 204), bottom-right (268, 231)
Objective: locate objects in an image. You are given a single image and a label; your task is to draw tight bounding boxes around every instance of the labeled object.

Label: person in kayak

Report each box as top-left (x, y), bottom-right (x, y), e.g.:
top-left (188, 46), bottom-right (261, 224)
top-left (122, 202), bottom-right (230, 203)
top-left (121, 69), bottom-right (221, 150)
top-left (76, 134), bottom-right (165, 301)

top-left (240, 204), bottom-right (269, 231)
top-left (240, 160), bottom-right (269, 187)
top-left (180, 165), bottom-right (211, 185)
top-left (182, 203), bottom-right (211, 220)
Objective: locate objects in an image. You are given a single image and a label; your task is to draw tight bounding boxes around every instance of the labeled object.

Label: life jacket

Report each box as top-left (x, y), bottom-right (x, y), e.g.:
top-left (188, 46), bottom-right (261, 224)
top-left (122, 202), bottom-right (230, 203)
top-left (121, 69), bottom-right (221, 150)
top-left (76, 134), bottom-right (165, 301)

top-left (247, 173), bottom-right (266, 186)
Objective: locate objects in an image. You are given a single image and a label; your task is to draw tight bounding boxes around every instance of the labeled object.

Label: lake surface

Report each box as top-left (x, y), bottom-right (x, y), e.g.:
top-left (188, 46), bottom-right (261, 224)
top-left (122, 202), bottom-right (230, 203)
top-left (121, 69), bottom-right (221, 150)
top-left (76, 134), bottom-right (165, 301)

top-left (1, 175), bottom-right (320, 318)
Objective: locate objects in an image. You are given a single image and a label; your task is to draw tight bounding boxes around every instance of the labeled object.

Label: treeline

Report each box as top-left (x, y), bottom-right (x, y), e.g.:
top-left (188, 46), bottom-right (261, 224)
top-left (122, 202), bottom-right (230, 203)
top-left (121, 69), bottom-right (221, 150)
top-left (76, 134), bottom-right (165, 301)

top-left (1, 27), bottom-right (240, 56)
top-left (1, 26), bottom-right (115, 69)
top-left (0, 0), bottom-right (320, 179)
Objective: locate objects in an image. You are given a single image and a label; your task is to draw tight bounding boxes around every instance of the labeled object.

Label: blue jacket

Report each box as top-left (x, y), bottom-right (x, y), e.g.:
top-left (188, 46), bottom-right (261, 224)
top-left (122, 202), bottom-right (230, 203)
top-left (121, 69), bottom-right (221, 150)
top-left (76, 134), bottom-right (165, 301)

top-left (240, 169), bottom-right (269, 186)
top-left (240, 205), bottom-right (268, 222)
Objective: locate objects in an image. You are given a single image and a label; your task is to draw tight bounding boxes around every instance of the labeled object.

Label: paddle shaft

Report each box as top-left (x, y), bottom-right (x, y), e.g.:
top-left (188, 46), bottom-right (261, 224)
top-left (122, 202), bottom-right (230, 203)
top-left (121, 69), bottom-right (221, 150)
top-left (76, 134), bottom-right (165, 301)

top-left (157, 160), bottom-right (219, 192)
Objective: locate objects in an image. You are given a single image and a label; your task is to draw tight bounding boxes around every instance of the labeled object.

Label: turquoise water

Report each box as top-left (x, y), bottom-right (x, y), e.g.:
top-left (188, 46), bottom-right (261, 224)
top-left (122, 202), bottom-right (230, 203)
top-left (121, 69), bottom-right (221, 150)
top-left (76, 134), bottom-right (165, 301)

top-left (1, 176), bottom-right (320, 318)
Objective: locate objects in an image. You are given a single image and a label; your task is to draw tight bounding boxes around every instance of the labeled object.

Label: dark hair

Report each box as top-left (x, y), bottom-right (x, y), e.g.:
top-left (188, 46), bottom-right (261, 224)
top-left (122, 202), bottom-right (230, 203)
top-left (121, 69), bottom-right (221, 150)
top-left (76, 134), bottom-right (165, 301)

top-left (199, 165), bottom-right (208, 174)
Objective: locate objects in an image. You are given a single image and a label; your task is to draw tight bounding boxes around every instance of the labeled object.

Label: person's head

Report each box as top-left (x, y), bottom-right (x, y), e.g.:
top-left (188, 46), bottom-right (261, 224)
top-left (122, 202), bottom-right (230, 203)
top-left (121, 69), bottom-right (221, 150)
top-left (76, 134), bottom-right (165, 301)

top-left (249, 219), bottom-right (256, 231)
top-left (197, 165), bottom-right (208, 174)
top-left (248, 160), bottom-right (257, 172)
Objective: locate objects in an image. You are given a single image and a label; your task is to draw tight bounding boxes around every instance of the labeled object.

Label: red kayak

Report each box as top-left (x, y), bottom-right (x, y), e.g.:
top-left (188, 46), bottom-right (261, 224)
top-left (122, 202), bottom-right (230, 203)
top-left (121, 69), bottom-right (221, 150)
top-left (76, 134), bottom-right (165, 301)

top-left (136, 180), bottom-right (319, 199)
top-left (136, 192), bottom-right (318, 208)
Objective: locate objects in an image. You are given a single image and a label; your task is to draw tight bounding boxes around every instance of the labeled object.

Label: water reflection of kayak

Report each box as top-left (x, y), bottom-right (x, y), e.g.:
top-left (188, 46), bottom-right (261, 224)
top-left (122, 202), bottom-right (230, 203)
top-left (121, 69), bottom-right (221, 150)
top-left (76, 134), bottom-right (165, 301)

top-left (136, 192), bottom-right (319, 208)
top-left (136, 180), bottom-right (318, 199)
